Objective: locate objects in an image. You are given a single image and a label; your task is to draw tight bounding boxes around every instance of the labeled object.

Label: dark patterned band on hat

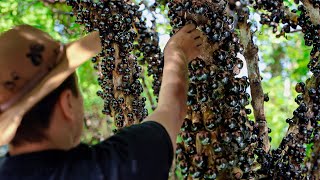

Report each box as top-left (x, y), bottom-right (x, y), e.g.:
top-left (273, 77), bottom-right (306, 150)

top-left (26, 43), bottom-right (45, 66)
top-left (0, 44), bottom-right (65, 113)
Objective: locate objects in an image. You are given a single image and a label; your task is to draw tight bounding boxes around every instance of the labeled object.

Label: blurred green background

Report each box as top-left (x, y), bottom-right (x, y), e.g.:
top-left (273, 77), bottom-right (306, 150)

top-left (0, 0), bottom-right (311, 155)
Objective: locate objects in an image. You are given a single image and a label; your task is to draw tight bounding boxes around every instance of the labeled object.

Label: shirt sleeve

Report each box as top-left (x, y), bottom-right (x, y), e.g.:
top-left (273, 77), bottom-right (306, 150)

top-left (92, 121), bottom-right (174, 180)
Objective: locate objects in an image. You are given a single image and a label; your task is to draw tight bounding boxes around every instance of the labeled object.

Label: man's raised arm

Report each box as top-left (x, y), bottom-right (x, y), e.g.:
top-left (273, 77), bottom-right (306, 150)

top-left (144, 24), bottom-right (203, 151)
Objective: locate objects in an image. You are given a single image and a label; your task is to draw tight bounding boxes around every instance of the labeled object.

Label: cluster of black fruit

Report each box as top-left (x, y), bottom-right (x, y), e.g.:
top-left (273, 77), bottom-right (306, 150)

top-left (251, 0), bottom-right (298, 33)
top-left (247, 0), bottom-right (320, 178)
top-left (297, 5), bottom-right (320, 76)
top-left (294, 81), bottom-right (320, 177)
top-left (309, 0), bottom-right (320, 7)
top-left (66, 0), bottom-right (156, 131)
top-left (251, 0), bottom-right (320, 76)
top-left (133, 2), bottom-right (164, 97)
top-left (167, 0), bottom-right (258, 179)
top-left (258, 80), bottom-right (320, 179)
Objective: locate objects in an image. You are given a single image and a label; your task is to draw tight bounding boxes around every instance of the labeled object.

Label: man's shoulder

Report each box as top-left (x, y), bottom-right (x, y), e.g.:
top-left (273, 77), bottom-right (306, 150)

top-left (0, 156), bottom-right (5, 168)
top-left (0, 145), bottom-right (102, 180)
top-left (0, 156), bottom-right (8, 176)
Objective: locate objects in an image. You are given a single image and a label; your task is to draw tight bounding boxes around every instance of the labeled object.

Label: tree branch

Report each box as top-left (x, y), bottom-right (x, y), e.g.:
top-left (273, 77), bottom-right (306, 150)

top-left (302, 0), bottom-right (320, 26)
top-left (310, 139), bottom-right (320, 178)
top-left (238, 21), bottom-right (270, 153)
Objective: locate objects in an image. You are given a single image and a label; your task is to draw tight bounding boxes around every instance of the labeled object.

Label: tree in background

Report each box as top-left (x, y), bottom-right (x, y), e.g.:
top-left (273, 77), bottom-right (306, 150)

top-left (1, 0), bottom-right (319, 179)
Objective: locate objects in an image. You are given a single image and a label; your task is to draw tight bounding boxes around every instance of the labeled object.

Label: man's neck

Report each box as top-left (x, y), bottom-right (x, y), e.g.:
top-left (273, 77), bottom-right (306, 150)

top-left (9, 142), bottom-right (58, 156)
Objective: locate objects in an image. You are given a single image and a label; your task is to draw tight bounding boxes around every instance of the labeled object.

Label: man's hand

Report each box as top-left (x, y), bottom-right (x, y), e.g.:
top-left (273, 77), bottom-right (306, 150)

top-left (164, 24), bottom-right (203, 65)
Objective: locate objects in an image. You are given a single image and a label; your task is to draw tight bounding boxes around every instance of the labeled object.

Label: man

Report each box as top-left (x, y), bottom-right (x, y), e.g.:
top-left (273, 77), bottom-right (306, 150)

top-left (0, 23), bottom-right (203, 179)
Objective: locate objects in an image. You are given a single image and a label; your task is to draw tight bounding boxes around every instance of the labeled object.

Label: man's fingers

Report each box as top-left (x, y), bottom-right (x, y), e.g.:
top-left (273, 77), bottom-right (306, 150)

top-left (196, 43), bottom-right (203, 48)
top-left (190, 30), bottom-right (202, 39)
top-left (194, 37), bottom-right (204, 46)
top-left (181, 24), bottom-right (196, 33)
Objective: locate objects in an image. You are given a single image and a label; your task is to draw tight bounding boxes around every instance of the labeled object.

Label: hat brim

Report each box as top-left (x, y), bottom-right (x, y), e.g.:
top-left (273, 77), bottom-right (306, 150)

top-left (0, 31), bottom-right (102, 146)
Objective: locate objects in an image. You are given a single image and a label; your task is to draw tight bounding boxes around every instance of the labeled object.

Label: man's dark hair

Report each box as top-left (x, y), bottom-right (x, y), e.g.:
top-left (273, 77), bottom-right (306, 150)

top-left (11, 73), bottom-right (79, 146)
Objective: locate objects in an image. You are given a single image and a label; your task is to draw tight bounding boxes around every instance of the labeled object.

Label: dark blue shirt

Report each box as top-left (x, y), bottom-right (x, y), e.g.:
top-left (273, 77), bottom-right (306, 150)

top-left (0, 122), bottom-right (173, 180)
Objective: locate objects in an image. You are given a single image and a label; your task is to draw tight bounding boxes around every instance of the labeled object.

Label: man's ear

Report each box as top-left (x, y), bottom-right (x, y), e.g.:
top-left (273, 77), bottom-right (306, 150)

top-left (58, 89), bottom-right (75, 121)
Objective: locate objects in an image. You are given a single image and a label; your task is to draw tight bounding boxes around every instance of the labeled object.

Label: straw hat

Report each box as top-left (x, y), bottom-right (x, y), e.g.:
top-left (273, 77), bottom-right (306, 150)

top-left (0, 25), bottom-right (102, 146)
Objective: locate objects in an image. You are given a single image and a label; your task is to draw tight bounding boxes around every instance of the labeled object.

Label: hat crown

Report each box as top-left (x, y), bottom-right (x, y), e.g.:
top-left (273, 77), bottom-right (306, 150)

top-left (0, 25), bottom-right (63, 111)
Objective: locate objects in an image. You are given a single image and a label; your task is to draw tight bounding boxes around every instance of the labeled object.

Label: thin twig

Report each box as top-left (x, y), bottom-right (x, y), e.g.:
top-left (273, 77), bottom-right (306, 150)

top-left (289, 29), bottom-right (303, 33)
top-left (141, 74), bottom-right (156, 110)
top-left (52, 9), bottom-right (72, 15)
top-left (42, 0), bottom-right (66, 4)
